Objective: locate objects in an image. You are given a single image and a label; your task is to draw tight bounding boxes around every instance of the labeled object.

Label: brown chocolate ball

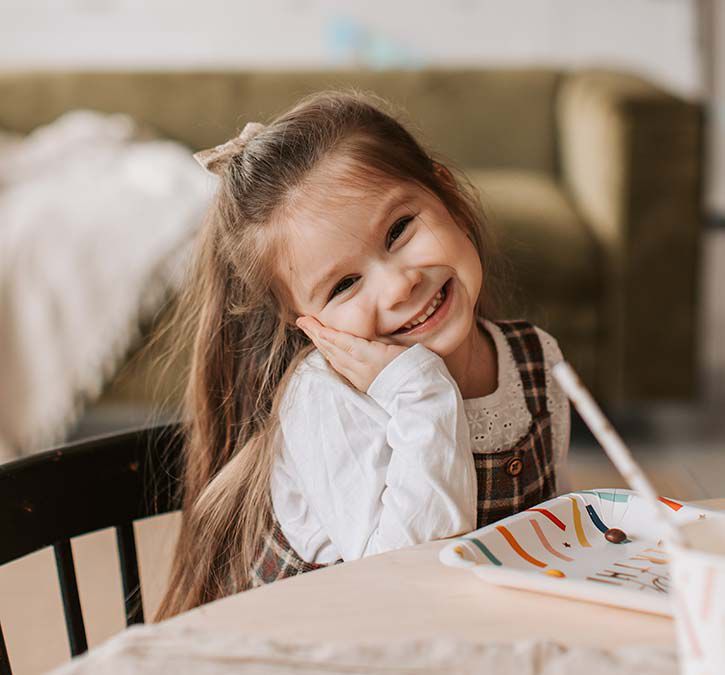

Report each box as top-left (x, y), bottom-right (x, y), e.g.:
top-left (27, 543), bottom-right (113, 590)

top-left (605, 527), bottom-right (627, 543)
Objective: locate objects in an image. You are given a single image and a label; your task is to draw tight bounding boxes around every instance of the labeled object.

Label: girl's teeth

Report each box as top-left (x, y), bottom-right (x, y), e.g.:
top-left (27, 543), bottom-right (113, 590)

top-left (402, 289), bottom-right (445, 330)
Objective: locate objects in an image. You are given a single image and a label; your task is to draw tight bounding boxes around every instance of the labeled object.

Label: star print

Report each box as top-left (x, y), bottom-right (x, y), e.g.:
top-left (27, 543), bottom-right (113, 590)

top-left (563, 542), bottom-right (571, 548)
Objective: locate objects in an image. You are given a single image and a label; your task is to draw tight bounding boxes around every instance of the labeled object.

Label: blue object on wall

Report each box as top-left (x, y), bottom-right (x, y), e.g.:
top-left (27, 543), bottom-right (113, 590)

top-left (325, 14), bottom-right (425, 69)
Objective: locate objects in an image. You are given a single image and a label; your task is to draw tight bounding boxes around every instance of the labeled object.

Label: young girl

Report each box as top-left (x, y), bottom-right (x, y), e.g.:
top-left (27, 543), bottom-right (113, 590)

top-left (154, 89), bottom-right (572, 620)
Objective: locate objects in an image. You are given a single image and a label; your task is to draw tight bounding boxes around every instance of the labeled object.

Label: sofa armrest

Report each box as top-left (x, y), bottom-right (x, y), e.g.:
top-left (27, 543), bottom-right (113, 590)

top-left (556, 69), bottom-right (704, 401)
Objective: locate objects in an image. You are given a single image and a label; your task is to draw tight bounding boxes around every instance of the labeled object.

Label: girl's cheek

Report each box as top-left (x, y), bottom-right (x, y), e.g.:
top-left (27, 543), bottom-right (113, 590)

top-left (316, 306), bottom-right (346, 332)
top-left (328, 304), bottom-right (374, 339)
top-left (411, 228), bottom-right (455, 264)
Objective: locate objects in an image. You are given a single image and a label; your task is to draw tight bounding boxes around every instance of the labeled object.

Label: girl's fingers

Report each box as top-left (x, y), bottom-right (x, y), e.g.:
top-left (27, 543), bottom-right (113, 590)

top-left (298, 318), bottom-right (369, 365)
top-left (302, 317), bottom-right (368, 354)
top-left (296, 317), bottom-right (406, 393)
top-left (318, 326), bottom-right (368, 358)
top-left (315, 330), bottom-right (366, 379)
top-left (310, 333), bottom-right (352, 375)
top-left (297, 320), bottom-right (338, 356)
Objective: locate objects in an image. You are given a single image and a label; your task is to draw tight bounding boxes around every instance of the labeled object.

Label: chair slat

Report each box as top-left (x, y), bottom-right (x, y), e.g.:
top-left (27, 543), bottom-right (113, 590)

top-left (0, 621), bottom-right (12, 675)
top-left (115, 522), bottom-right (144, 625)
top-left (0, 424), bottom-right (183, 565)
top-left (0, 423), bottom-right (183, 671)
top-left (53, 539), bottom-right (88, 656)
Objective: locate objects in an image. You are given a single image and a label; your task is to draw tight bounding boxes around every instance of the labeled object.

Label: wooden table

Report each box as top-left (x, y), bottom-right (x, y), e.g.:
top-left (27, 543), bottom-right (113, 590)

top-left (163, 498), bottom-right (725, 647)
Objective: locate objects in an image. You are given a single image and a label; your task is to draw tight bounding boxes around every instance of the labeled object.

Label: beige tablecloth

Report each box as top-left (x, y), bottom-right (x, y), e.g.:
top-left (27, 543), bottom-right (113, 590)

top-left (50, 623), bottom-right (678, 675)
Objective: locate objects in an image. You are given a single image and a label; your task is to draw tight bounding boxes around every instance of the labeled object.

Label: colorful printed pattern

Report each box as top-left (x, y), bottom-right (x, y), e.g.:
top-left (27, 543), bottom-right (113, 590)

top-left (578, 490), bottom-right (630, 503)
top-left (445, 489), bottom-right (706, 600)
top-left (460, 537), bottom-right (502, 566)
top-left (526, 507), bottom-right (566, 530)
top-left (658, 496), bottom-right (684, 511)
top-left (443, 488), bottom-right (724, 664)
top-left (529, 519), bottom-right (574, 562)
top-left (496, 525), bottom-right (547, 567)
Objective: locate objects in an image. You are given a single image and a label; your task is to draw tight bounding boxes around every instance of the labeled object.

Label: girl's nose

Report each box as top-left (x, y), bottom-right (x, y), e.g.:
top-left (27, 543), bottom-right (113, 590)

top-left (380, 267), bottom-right (423, 311)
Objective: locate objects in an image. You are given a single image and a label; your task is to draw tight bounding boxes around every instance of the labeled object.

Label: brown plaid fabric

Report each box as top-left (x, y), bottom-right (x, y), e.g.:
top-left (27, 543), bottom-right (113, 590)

top-left (473, 320), bottom-right (557, 528)
top-left (249, 514), bottom-right (342, 589)
top-left (250, 318), bottom-right (557, 586)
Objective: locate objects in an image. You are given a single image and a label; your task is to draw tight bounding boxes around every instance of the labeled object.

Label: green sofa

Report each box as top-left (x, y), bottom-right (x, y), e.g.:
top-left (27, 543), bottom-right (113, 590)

top-left (0, 68), bottom-right (703, 425)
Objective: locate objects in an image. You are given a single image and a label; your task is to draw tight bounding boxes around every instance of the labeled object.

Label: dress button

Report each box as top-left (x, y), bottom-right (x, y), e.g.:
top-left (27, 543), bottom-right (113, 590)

top-left (506, 457), bottom-right (523, 477)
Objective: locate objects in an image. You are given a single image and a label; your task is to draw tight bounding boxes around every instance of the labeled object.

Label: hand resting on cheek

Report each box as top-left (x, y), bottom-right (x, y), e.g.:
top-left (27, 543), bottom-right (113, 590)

top-left (296, 316), bottom-right (408, 394)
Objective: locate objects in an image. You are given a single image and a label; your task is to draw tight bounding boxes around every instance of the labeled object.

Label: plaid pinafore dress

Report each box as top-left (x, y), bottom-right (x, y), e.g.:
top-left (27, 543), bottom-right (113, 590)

top-left (249, 319), bottom-right (557, 587)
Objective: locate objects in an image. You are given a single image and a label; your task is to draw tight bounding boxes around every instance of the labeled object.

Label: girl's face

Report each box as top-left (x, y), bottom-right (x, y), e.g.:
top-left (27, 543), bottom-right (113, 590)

top-left (276, 157), bottom-right (483, 358)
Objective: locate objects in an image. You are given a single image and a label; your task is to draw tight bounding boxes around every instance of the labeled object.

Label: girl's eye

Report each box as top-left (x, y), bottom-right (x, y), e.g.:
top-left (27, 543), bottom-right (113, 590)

top-left (327, 215), bottom-right (415, 301)
top-left (330, 276), bottom-right (357, 299)
top-left (387, 215), bottom-right (414, 247)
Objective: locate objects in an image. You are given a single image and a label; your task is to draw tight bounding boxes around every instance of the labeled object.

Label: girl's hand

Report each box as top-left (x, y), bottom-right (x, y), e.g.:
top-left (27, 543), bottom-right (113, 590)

top-left (296, 316), bottom-right (408, 393)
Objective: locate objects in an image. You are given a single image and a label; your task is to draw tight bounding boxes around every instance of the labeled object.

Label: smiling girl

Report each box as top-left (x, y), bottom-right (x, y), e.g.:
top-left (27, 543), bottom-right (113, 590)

top-left (154, 89), bottom-right (572, 620)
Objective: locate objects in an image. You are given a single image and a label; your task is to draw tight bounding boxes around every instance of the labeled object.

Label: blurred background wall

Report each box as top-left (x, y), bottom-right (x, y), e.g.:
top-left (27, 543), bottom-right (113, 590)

top-left (0, 1), bottom-right (703, 92)
top-left (2, 0), bottom-right (721, 214)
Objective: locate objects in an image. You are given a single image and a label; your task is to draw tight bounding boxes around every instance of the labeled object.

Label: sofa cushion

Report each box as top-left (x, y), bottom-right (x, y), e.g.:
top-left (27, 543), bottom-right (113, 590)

top-left (0, 69), bottom-right (561, 174)
top-left (465, 169), bottom-right (602, 307)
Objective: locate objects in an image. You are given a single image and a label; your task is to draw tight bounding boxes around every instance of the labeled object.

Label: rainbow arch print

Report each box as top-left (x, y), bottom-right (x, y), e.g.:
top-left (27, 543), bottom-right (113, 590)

top-left (526, 507), bottom-right (567, 531)
top-left (460, 537), bottom-right (502, 566)
top-left (567, 496), bottom-right (592, 547)
top-left (495, 525), bottom-right (547, 568)
top-left (658, 496), bottom-right (684, 511)
top-left (529, 518), bottom-right (574, 562)
top-left (585, 504), bottom-right (609, 533)
top-left (584, 504), bottom-right (632, 543)
top-left (576, 490), bottom-right (631, 503)
top-left (577, 490), bottom-right (685, 513)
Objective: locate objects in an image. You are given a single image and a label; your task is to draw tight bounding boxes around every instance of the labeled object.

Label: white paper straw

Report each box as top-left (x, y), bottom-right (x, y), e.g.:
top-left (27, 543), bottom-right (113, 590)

top-left (552, 361), bottom-right (686, 548)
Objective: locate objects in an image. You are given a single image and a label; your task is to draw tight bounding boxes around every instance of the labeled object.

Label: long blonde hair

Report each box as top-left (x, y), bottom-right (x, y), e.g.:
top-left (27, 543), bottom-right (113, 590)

top-left (153, 88), bottom-right (503, 620)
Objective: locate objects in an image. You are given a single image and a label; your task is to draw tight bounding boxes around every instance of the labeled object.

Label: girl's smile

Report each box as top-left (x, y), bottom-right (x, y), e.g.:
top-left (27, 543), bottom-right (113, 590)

top-left (275, 154), bottom-right (490, 397)
top-left (277, 156), bottom-right (481, 349)
top-left (387, 276), bottom-right (453, 336)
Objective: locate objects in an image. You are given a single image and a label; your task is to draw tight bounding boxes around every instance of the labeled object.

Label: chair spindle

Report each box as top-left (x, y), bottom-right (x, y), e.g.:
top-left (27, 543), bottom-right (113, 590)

top-left (115, 522), bottom-right (144, 625)
top-left (53, 539), bottom-right (88, 656)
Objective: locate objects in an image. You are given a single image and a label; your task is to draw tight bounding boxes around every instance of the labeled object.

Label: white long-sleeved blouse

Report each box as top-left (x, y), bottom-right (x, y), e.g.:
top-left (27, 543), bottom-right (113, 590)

top-left (270, 319), bottom-right (571, 564)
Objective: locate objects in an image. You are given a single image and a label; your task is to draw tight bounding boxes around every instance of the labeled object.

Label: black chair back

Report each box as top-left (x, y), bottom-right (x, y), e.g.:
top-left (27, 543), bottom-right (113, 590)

top-left (0, 423), bottom-right (184, 675)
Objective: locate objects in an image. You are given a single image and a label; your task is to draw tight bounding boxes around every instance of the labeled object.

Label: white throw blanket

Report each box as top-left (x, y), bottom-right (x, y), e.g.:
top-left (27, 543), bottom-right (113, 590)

top-left (49, 623), bottom-right (679, 675)
top-left (0, 110), bottom-right (213, 460)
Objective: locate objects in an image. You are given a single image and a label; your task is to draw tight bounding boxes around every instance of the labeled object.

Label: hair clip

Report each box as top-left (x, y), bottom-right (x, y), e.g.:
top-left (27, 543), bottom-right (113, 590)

top-left (193, 121), bottom-right (266, 176)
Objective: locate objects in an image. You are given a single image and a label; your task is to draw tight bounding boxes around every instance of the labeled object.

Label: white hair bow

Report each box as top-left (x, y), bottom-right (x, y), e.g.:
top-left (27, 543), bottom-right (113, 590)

top-left (192, 121), bottom-right (266, 176)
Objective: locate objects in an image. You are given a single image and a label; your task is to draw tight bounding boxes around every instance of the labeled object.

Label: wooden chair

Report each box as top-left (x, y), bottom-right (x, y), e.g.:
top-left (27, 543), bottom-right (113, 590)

top-left (0, 423), bottom-right (183, 675)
